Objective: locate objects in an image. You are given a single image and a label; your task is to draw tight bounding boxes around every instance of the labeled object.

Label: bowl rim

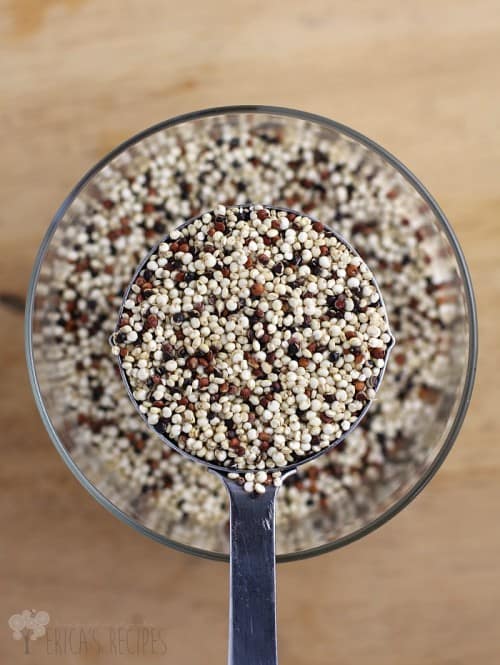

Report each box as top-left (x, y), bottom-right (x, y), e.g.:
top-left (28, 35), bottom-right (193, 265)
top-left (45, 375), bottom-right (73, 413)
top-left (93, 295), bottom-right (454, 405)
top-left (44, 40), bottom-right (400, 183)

top-left (25, 104), bottom-right (478, 563)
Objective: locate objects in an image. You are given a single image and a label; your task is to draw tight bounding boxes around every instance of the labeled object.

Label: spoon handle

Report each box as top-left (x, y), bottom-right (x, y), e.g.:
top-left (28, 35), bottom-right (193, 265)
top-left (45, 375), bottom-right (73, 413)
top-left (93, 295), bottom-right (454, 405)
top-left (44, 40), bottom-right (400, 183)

top-left (220, 474), bottom-right (286, 665)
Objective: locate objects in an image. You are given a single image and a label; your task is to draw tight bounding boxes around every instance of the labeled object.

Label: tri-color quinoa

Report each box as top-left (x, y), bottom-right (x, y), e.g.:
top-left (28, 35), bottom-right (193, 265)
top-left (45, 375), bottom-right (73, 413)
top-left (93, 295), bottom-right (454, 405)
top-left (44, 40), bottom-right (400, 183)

top-left (112, 204), bottom-right (392, 475)
top-left (33, 115), bottom-right (462, 553)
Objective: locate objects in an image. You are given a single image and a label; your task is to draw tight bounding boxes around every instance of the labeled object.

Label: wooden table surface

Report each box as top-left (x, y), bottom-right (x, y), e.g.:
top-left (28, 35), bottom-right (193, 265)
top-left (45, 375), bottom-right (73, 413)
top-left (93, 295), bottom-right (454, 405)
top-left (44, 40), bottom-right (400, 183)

top-left (0, 1), bottom-right (497, 663)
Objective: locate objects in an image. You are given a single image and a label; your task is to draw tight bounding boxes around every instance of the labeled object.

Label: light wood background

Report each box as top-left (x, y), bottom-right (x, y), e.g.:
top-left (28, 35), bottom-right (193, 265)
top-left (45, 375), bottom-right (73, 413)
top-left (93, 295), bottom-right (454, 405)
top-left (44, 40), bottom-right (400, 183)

top-left (0, 1), bottom-right (497, 663)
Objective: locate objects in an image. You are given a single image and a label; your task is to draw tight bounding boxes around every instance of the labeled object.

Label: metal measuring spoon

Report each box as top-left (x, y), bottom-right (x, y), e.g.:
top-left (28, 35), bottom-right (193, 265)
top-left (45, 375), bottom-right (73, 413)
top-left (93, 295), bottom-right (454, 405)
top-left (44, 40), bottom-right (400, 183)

top-left (111, 205), bottom-right (394, 665)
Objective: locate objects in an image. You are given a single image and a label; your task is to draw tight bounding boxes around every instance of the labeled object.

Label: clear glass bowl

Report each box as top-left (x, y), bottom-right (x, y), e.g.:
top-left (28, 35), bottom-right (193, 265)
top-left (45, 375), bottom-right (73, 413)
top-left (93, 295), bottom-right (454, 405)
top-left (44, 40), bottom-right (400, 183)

top-left (25, 106), bottom-right (477, 562)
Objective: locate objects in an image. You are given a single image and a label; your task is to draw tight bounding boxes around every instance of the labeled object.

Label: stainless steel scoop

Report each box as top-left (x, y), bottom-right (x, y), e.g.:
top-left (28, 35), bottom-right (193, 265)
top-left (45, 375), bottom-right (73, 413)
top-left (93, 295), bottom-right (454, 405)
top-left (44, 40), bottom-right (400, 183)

top-left (112, 205), bottom-right (394, 665)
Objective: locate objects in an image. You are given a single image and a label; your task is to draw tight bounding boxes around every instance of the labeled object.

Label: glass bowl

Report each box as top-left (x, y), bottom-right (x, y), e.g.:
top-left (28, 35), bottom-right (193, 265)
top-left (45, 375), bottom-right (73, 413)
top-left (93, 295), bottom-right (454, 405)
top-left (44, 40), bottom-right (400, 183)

top-left (25, 106), bottom-right (477, 562)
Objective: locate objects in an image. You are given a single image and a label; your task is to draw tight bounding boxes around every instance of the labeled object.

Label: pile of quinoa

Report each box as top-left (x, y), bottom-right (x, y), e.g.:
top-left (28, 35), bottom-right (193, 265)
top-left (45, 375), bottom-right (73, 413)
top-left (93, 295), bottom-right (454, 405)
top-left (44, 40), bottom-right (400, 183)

top-left (112, 205), bottom-right (392, 476)
top-left (33, 115), bottom-right (463, 554)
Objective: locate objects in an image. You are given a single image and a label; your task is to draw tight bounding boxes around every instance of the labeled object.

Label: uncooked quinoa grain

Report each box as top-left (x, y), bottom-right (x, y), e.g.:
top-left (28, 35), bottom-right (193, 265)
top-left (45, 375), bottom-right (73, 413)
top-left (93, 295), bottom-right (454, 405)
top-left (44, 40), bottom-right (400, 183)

top-left (112, 205), bottom-right (392, 471)
top-left (32, 114), bottom-right (464, 553)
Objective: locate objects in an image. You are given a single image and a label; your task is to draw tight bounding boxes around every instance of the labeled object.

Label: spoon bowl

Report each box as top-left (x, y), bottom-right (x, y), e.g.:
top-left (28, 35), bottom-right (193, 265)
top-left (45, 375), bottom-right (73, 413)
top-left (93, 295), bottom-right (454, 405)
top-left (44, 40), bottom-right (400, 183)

top-left (112, 204), bottom-right (395, 477)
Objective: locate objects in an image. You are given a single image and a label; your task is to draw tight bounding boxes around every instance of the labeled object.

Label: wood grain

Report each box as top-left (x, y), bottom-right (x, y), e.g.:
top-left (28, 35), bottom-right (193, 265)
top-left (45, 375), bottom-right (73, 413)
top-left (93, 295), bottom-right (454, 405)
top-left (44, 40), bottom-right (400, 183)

top-left (0, 1), bottom-right (497, 663)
